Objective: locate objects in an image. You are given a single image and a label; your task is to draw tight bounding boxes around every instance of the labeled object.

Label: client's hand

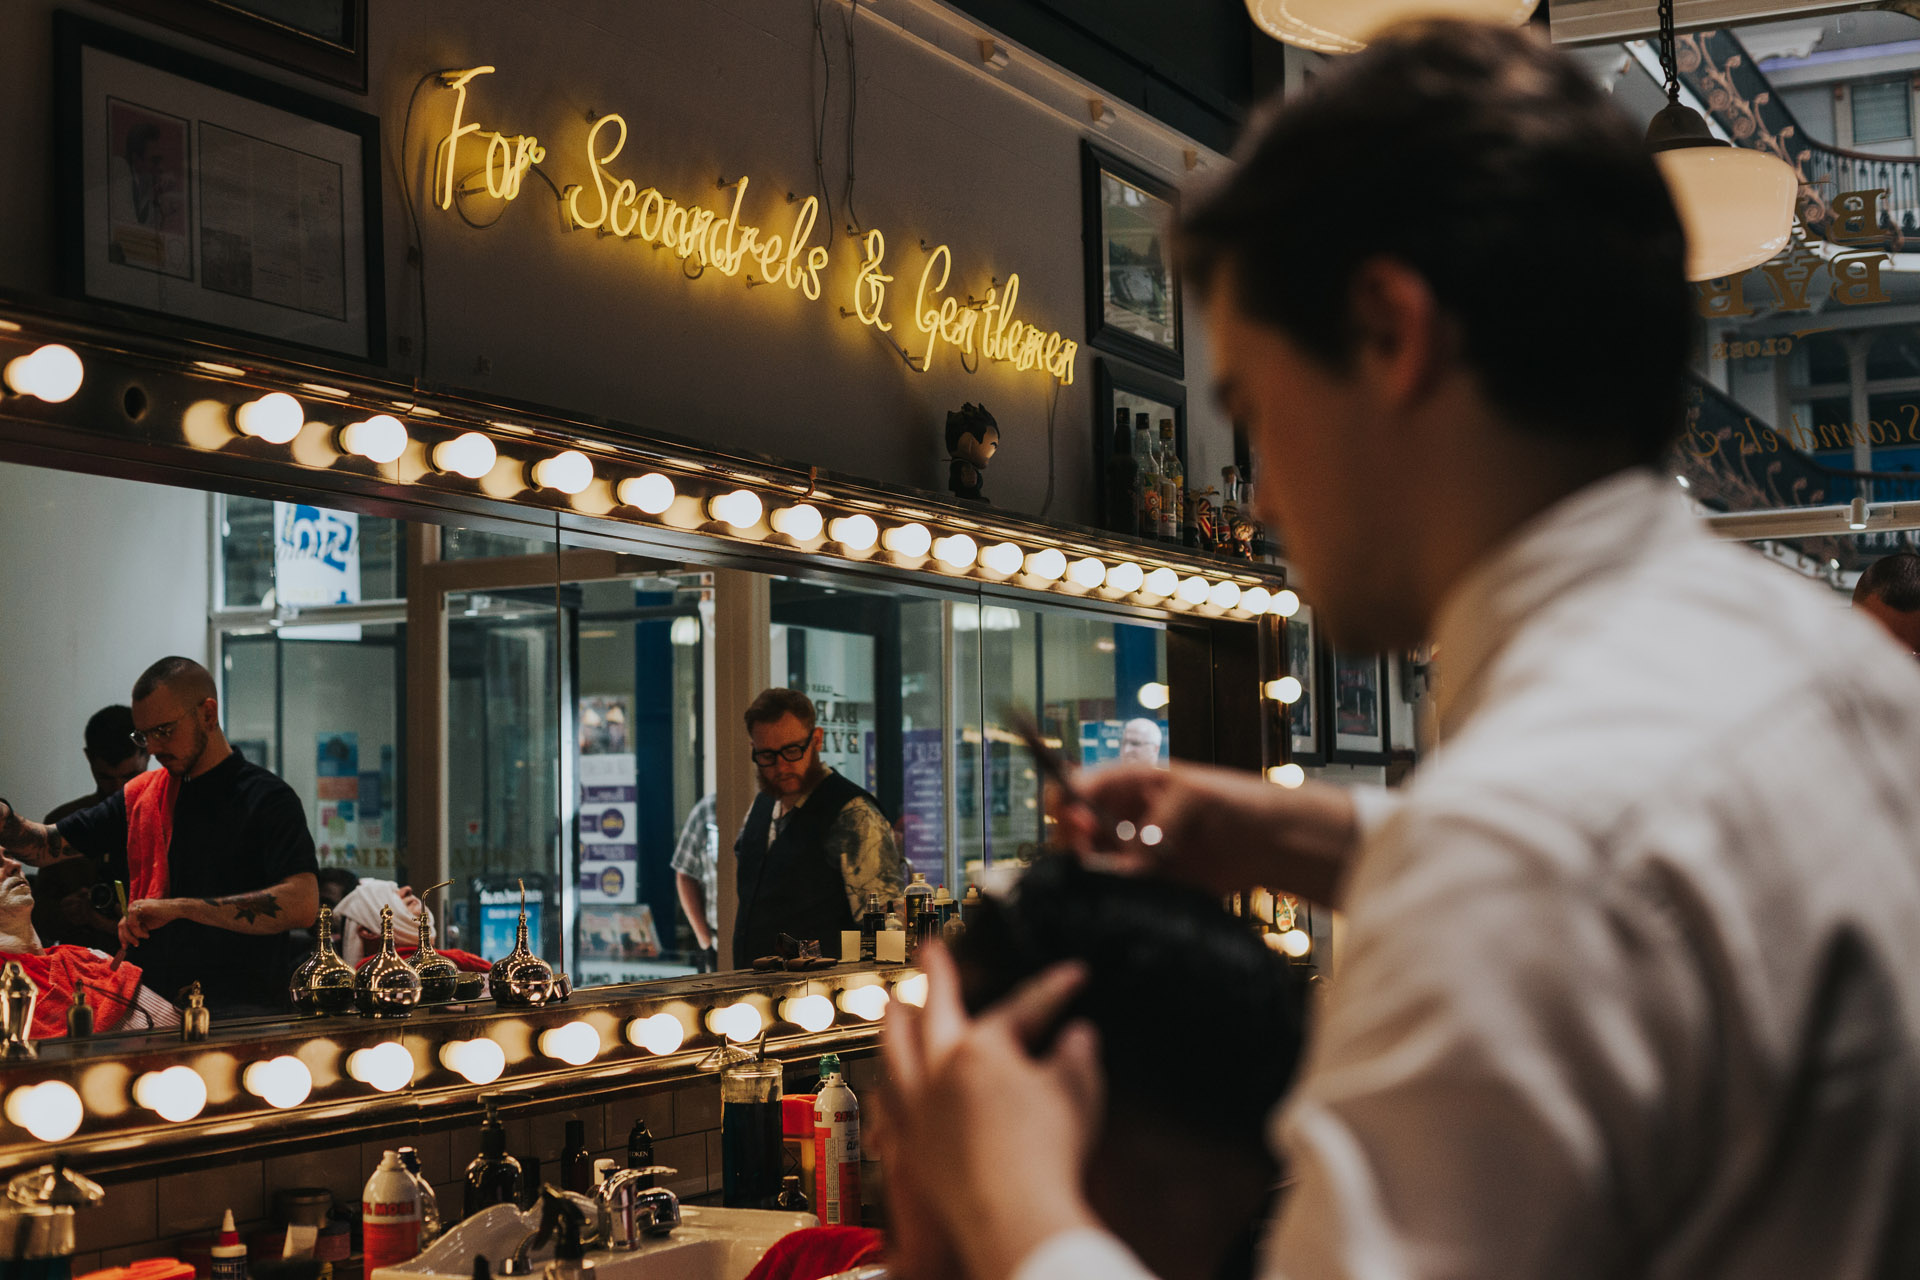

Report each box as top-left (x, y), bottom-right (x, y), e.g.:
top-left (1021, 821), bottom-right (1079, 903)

top-left (883, 944), bottom-right (1104, 1280)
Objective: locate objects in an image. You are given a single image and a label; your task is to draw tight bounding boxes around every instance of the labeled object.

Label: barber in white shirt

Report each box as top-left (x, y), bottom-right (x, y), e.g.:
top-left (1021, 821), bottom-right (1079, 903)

top-left (880, 20), bottom-right (1920, 1280)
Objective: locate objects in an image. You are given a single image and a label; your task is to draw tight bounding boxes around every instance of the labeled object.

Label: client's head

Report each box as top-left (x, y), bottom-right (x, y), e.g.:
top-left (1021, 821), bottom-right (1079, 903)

top-left (950, 857), bottom-right (1303, 1280)
top-left (0, 855), bottom-right (40, 954)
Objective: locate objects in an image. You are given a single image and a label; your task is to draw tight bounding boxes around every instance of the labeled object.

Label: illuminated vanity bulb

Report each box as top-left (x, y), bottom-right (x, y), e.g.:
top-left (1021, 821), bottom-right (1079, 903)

top-left (439, 1037), bottom-right (506, 1085)
top-left (837, 985), bottom-right (891, 1022)
top-left (1270, 590), bottom-right (1300, 618)
top-left (933, 533), bottom-right (978, 569)
top-left (1142, 567), bottom-right (1179, 599)
top-left (1067, 557), bottom-right (1106, 589)
top-left (981, 541), bottom-right (1024, 576)
top-left (1267, 763), bottom-right (1306, 789)
top-left (1024, 548), bottom-right (1066, 581)
top-left (1104, 562), bottom-right (1144, 594)
top-left (670, 616), bottom-right (702, 647)
top-left (894, 973), bottom-right (930, 1008)
top-left (244, 1056), bottom-right (312, 1109)
top-left (626, 1012), bottom-right (687, 1056)
top-left (828, 514), bottom-right (878, 550)
top-left (432, 431), bottom-right (497, 479)
top-left (770, 503), bottom-right (824, 540)
top-left (540, 1021), bottom-right (602, 1066)
top-left (707, 1002), bottom-right (765, 1044)
top-left (1178, 575), bottom-right (1211, 606)
top-left (3, 344), bottom-right (84, 403)
top-left (1240, 586), bottom-right (1272, 615)
top-left (347, 1042), bottom-right (415, 1093)
top-left (4, 1081), bottom-right (83, 1142)
top-left (532, 450), bottom-right (594, 494)
top-left (1264, 677), bottom-right (1303, 705)
top-left (1277, 927), bottom-right (1313, 958)
top-left (1209, 581), bottom-right (1243, 611)
top-left (780, 994), bottom-right (836, 1033)
top-left (709, 489), bottom-right (764, 530)
top-left (133, 1065), bottom-right (207, 1123)
top-left (234, 393), bottom-right (304, 444)
top-left (1137, 681), bottom-right (1170, 711)
top-left (618, 472), bottom-right (676, 514)
top-left (883, 522), bottom-right (932, 557)
top-left (340, 414), bottom-right (409, 464)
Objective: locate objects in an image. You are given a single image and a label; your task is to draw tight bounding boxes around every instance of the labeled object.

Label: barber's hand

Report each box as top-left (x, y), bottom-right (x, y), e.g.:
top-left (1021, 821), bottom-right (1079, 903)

top-left (883, 944), bottom-right (1105, 1280)
top-left (117, 898), bottom-right (177, 949)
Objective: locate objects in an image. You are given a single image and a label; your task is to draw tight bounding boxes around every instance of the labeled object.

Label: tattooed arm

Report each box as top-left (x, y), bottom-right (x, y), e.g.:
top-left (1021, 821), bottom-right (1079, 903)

top-left (0, 798), bottom-right (75, 867)
top-left (119, 871), bottom-right (319, 948)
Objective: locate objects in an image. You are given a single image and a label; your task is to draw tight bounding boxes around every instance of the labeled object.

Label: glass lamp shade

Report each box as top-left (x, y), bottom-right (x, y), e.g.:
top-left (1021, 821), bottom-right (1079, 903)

top-left (1245, 0), bottom-right (1538, 53)
top-left (1650, 118), bottom-right (1800, 281)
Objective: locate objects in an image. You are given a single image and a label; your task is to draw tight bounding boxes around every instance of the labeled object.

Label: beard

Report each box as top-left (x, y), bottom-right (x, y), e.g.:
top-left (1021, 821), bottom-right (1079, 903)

top-left (757, 757), bottom-right (828, 799)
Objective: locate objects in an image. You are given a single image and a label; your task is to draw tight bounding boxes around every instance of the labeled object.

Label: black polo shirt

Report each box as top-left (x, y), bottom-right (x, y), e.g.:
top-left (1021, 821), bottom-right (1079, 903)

top-left (56, 752), bottom-right (318, 1012)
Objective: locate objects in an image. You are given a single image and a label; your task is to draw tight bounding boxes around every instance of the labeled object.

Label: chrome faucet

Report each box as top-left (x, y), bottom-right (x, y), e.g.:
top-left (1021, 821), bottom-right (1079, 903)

top-left (594, 1167), bottom-right (680, 1248)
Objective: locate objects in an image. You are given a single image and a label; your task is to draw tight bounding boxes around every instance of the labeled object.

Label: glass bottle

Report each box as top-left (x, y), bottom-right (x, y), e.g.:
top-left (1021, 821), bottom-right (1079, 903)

top-left (1134, 413), bottom-right (1162, 539)
top-left (291, 904), bottom-right (356, 1015)
top-left (1158, 419), bottom-right (1183, 541)
top-left (1106, 407), bottom-right (1139, 536)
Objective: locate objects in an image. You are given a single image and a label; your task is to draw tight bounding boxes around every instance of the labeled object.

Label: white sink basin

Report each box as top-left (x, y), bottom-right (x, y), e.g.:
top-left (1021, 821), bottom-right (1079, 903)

top-left (373, 1203), bottom-right (818, 1280)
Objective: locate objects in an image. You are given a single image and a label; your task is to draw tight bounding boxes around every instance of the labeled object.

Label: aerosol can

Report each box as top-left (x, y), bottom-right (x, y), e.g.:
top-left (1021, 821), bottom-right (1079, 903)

top-left (812, 1054), bottom-right (861, 1227)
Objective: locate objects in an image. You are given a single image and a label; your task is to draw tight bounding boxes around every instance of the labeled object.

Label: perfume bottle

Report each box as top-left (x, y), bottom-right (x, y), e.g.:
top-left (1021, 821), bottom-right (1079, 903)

top-left (354, 904), bottom-right (423, 1018)
top-left (409, 881), bottom-right (459, 1004)
top-left (291, 903), bottom-right (356, 1015)
top-left (489, 879), bottom-right (555, 1008)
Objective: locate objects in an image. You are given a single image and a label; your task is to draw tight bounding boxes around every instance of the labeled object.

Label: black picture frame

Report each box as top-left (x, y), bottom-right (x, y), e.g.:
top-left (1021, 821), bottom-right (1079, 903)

top-left (1283, 602), bottom-right (1324, 766)
top-left (55, 13), bottom-right (386, 364)
top-left (95, 0), bottom-right (368, 92)
top-left (1093, 358), bottom-right (1188, 534)
top-left (1082, 141), bottom-right (1184, 378)
top-left (1321, 648), bottom-right (1391, 766)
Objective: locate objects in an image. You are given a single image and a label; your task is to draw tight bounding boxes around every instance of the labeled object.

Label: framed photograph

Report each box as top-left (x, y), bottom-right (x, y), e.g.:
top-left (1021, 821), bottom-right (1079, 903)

top-left (55, 14), bottom-right (385, 363)
top-left (1284, 602), bottom-right (1324, 767)
top-left (96, 0), bottom-right (368, 92)
top-left (1093, 358), bottom-right (1188, 533)
top-left (1322, 649), bottom-right (1391, 765)
top-left (1082, 142), bottom-right (1183, 378)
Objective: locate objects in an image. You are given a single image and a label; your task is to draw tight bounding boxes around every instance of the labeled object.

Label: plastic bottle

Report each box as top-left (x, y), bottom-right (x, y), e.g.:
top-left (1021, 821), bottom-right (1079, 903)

top-left (209, 1209), bottom-right (248, 1280)
top-left (627, 1116), bottom-right (656, 1188)
top-left (561, 1118), bottom-right (593, 1196)
top-left (858, 892), bottom-right (884, 961)
top-left (396, 1145), bottom-right (442, 1244)
top-left (362, 1151), bottom-right (423, 1273)
top-left (902, 874), bottom-right (934, 947)
top-left (812, 1055), bottom-right (861, 1227)
top-left (463, 1096), bottom-right (523, 1221)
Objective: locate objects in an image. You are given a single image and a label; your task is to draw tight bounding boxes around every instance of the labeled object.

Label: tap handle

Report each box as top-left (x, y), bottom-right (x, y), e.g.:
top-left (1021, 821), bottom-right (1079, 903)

top-left (626, 1166), bottom-right (677, 1181)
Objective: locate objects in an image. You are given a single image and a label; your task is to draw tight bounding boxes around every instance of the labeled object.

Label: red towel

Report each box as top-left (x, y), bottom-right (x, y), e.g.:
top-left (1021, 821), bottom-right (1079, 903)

top-left (14, 945), bottom-right (150, 1038)
top-left (742, 1228), bottom-right (886, 1280)
top-left (123, 770), bottom-right (177, 902)
top-left (355, 945), bottom-right (493, 973)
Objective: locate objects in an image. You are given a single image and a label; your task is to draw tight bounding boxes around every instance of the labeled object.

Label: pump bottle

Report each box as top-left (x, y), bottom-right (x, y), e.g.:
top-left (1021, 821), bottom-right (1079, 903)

top-left (463, 1096), bottom-right (523, 1220)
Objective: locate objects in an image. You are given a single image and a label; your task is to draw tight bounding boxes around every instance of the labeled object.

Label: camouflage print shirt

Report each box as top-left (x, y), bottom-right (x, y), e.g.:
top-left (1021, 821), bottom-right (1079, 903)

top-left (763, 769), bottom-right (906, 917)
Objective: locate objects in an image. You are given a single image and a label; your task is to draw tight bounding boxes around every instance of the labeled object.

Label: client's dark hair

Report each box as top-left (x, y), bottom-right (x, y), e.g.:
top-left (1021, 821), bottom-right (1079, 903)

top-left (951, 857), bottom-right (1303, 1151)
top-left (82, 705), bottom-right (138, 763)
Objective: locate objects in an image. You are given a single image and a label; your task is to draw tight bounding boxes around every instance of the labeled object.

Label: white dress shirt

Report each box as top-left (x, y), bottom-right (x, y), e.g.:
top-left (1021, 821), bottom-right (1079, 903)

top-left (1015, 468), bottom-right (1920, 1280)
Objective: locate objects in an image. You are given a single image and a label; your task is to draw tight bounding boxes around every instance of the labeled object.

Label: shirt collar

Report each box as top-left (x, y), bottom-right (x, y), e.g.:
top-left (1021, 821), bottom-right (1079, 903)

top-left (182, 750), bottom-right (244, 791)
top-left (1430, 467), bottom-right (1692, 737)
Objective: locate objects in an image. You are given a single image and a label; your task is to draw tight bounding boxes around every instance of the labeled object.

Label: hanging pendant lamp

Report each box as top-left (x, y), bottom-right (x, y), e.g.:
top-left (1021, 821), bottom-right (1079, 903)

top-left (1244, 0), bottom-right (1538, 54)
top-left (1644, 0), bottom-right (1798, 281)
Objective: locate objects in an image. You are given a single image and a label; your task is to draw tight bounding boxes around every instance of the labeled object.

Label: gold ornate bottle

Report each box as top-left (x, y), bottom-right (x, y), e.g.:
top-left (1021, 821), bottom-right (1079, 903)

top-left (353, 904), bottom-right (422, 1018)
top-left (410, 907), bottom-right (459, 1004)
top-left (489, 879), bottom-right (555, 1008)
top-left (290, 904), bottom-right (356, 1015)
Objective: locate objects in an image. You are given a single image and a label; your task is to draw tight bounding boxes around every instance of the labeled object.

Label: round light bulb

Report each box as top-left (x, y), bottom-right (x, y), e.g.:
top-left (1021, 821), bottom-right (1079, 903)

top-left (708, 1001), bottom-right (765, 1044)
top-left (770, 503), bottom-right (824, 540)
top-left (1245, 0), bottom-right (1539, 54)
top-left (1271, 590), bottom-right (1300, 618)
top-left (883, 522), bottom-right (932, 557)
top-left (1024, 548), bottom-right (1066, 581)
top-left (933, 533), bottom-right (978, 569)
top-left (244, 1056), bottom-right (313, 1109)
top-left (626, 1012), bottom-right (687, 1056)
top-left (347, 1042), bottom-right (415, 1093)
top-left (780, 994), bottom-right (836, 1033)
top-left (1137, 681), bottom-right (1170, 711)
top-left (1268, 763), bottom-right (1307, 789)
top-left (1264, 677), bottom-right (1303, 705)
top-left (1278, 927), bottom-right (1313, 958)
top-left (1240, 586), bottom-right (1272, 615)
top-left (3, 344), bottom-right (84, 403)
top-left (5, 1081), bottom-right (83, 1142)
top-left (340, 414), bottom-right (408, 464)
top-left (618, 472), bottom-right (676, 514)
top-left (981, 541), bottom-right (1024, 576)
top-left (235, 393), bottom-right (304, 444)
top-left (1067, 557), bottom-right (1106, 589)
top-left (1105, 562), bottom-right (1145, 594)
top-left (828, 514), bottom-right (878, 550)
top-left (1178, 576), bottom-right (1211, 606)
top-left (439, 1037), bottom-right (506, 1085)
top-left (539, 1020), bottom-right (602, 1066)
top-left (894, 973), bottom-right (930, 1008)
top-left (709, 489), bottom-right (764, 530)
top-left (133, 1066), bottom-right (207, 1123)
top-left (670, 616), bottom-right (702, 647)
top-left (838, 985), bottom-right (891, 1022)
top-left (532, 450), bottom-right (594, 495)
top-left (432, 431), bottom-right (497, 479)
top-left (1209, 581), bottom-right (1243, 611)
top-left (1142, 567), bottom-right (1179, 599)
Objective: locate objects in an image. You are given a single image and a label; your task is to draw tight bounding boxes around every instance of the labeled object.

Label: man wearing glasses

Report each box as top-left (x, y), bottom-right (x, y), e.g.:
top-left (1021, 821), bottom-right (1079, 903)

top-left (733, 687), bottom-right (903, 965)
top-left (0, 656), bottom-right (318, 1014)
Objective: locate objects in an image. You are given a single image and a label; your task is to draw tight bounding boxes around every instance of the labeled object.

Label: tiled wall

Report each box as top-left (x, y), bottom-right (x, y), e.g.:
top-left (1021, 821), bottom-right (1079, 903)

top-left (70, 1053), bottom-right (888, 1277)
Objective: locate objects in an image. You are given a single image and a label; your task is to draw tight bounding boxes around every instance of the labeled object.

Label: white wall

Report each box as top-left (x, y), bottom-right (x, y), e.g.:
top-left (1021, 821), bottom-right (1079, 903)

top-left (0, 462), bottom-right (209, 817)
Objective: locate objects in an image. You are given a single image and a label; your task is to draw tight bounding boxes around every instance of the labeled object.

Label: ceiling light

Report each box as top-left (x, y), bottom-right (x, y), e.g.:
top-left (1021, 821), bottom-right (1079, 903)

top-left (1105, 562), bottom-right (1145, 594)
top-left (1271, 590), bottom-right (1300, 618)
top-left (1240, 586), bottom-right (1272, 614)
top-left (539, 1020), bottom-right (602, 1065)
top-left (709, 489), bottom-right (764, 529)
top-left (780, 994), bottom-right (836, 1033)
top-left (1137, 681), bottom-right (1170, 710)
top-left (837, 985), bottom-right (891, 1021)
top-left (1067, 557), bottom-right (1106, 589)
top-left (829, 514), bottom-right (879, 550)
top-left (1849, 497), bottom-right (1868, 530)
top-left (439, 1037), bottom-right (506, 1085)
top-left (1243, 0), bottom-right (1538, 54)
top-left (981, 541), bottom-right (1024, 575)
top-left (933, 533), bottom-right (978, 569)
top-left (243, 1056), bottom-right (312, 1109)
top-left (1142, 567), bottom-right (1179, 599)
top-left (234, 393), bottom-right (304, 444)
top-left (347, 1042), bottom-right (415, 1093)
top-left (1025, 548), bottom-right (1066, 581)
top-left (883, 522), bottom-right (932, 557)
top-left (626, 1013), bottom-right (687, 1055)
top-left (1267, 763), bottom-right (1306, 789)
top-left (4, 1081), bottom-right (83, 1141)
top-left (771, 503), bottom-right (825, 540)
top-left (1264, 676), bottom-right (1303, 704)
top-left (1209, 581), bottom-right (1243, 610)
top-left (3, 344), bottom-right (84, 403)
top-left (532, 450), bottom-right (594, 494)
top-left (618, 472), bottom-right (676, 514)
top-left (133, 1066), bottom-right (207, 1123)
top-left (432, 431), bottom-right (497, 478)
top-left (1178, 575), bottom-right (1211, 606)
top-left (340, 414), bottom-right (409, 464)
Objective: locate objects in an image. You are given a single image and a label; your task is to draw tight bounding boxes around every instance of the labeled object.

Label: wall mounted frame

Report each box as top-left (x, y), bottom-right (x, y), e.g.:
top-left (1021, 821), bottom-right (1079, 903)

top-left (1082, 141), bottom-right (1184, 379)
top-left (95, 0), bottom-right (369, 92)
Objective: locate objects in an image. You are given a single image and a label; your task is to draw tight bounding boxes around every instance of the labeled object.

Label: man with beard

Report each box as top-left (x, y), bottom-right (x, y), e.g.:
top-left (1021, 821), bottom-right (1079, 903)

top-left (0, 852), bottom-right (177, 1036)
top-left (733, 688), bottom-right (902, 964)
top-left (0, 657), bottom-right (318, 1014)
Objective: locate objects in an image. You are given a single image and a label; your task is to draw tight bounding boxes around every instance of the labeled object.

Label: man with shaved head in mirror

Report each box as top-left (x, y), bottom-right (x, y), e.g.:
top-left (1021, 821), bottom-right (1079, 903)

top-left (0, 656), bottom-right (318, 1014)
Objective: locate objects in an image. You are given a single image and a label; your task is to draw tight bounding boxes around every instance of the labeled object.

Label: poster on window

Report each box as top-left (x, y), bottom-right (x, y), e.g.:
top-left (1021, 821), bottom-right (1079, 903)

top-left (315, 730), bottom-right (357, 863)
top-left (775, 625), bottom-right (877, 791)
top-left (900, 727), bottom-right (945, 879)
top-left (578, 746), bottom-right (639, 904)
top-left (274, 501), bottom-right (361, 640)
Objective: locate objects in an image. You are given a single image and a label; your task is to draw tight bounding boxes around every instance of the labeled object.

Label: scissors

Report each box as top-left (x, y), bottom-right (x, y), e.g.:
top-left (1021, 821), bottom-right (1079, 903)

top-left (1004, 707), bottom-right (1163, 852)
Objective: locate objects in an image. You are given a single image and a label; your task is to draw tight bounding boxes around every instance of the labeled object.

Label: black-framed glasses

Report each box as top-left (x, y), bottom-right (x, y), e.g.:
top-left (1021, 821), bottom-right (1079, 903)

top-left (129, 715), bottom-right (188, 749)
top-left (750, 734), bottom-right (813, 767)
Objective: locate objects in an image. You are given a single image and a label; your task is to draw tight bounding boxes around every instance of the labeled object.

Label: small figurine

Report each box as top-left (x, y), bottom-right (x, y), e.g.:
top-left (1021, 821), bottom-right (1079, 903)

top-left (945, 403), bottom-right (1000, 502)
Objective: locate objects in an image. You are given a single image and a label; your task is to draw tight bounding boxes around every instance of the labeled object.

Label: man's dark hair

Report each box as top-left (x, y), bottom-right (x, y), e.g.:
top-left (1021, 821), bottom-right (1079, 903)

top-left (1853, 552), bottom-right (1920, 611)
top-left (82, 705), bottom-right (138, 763)
top-left (132, 656), bottom-right (217, 706)
top-left (744, 687), bottom-right (816, 734)
top-left (316, 867), bottom-right (361, 901)
top-left (1181, 20), bottom-right (1692, 464)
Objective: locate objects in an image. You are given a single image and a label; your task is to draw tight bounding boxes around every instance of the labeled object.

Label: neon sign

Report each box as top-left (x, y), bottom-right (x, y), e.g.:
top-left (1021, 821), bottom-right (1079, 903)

top-left (433, 68), bottom-right (1076, 385)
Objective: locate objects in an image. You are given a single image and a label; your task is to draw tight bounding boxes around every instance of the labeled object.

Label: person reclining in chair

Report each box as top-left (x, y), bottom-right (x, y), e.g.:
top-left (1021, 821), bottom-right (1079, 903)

top-left (0, 852), bottom-right (177, 1037)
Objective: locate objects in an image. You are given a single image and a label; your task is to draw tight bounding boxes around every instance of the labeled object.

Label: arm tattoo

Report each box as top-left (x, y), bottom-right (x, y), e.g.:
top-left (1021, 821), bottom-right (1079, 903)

top-left (0, 805), bottom-right (69, 866)
top-left (202, 891), bottom-right (282, 924)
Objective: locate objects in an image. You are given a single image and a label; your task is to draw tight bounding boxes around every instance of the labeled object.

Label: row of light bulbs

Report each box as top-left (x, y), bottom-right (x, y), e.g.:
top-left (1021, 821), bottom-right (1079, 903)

top-left (0, 977), bottom-right (922, 1143)
top-left (3, 346), bottom-right (1290, 618)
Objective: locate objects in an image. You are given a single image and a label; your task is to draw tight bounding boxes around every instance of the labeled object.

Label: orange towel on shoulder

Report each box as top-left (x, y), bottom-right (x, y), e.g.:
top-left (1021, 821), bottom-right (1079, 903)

top-left (123, 770), bottom-right (177, 902)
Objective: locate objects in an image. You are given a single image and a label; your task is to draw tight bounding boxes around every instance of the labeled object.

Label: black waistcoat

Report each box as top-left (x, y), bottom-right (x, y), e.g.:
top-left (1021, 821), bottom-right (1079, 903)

top-left (732, 771), bottom-right (873, 963)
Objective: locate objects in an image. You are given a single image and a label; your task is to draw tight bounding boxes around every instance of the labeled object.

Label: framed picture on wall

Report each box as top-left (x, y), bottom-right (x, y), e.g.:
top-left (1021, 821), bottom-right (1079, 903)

top-left (1322, 648), bottom-right (1391, 765)
top-left (1284, 602), bottom-right (1324, 766)
top-left (1093, 358), bottom-right (1188, 533)
top-left (55, 14), bottom-right (386, 363)
top-left (95, 0), bottom-right (368, 92)
top-left (1082, 142), bottom-right (1183, 378)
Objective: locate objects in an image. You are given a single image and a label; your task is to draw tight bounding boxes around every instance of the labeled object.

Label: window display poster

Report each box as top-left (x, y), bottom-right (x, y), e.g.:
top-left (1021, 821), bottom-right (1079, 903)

top-left (900, 727), bottom-right (945, 880)
top-left (315, 731), bottom-right (358, 864)
top-left (274, 502), bottom-right (361, 640)
top-left (476, 876), bottom-right (544, 959)
top-left (776, 626), bottom-right (877, 791)
top-left (578, 747), bottom-right (639, 904)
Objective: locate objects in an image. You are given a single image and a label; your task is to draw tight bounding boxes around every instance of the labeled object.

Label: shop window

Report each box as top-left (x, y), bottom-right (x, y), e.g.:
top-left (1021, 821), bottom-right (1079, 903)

top-left (1850, 78), bottom-right (1911, 146)
top-left (1867, 329), bottom-right (1920, 381)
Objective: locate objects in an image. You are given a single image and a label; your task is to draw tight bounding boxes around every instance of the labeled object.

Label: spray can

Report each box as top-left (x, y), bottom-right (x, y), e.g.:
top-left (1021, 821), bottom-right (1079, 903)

top-left (362, 1150), bottom-right (422, 1272)
top-left (811, 1055), bottom-right (861, 1227)
top-left (210, 1209), bottom-right (248, 1280)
